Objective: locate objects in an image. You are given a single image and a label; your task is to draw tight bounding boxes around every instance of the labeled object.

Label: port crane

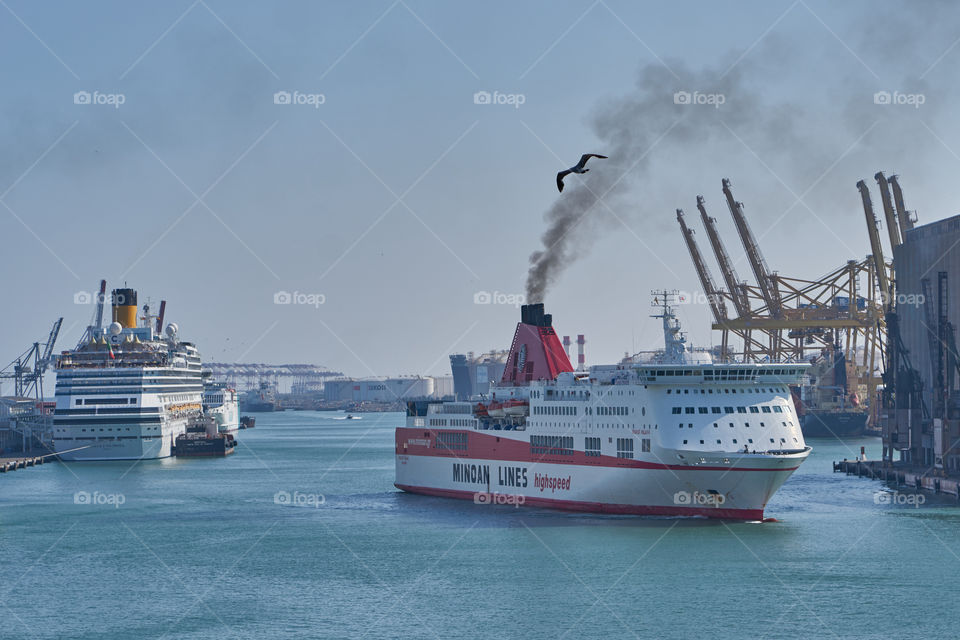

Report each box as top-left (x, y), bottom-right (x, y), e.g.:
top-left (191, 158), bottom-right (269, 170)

top-left (76, 279), bottom-right (107, 348)
top-left (0, 317), bottom-right (63, 400)
top-left (676, 173), bottom-right (910, 428)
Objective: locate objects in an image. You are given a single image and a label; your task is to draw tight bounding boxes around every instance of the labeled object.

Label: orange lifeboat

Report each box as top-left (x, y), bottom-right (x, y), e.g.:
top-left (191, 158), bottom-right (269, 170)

top-left (487, 401), bottom-right (506, 419)
top-left (503, 399), bottom-right (529, 417)
top-left (473, 403), bottom-right (489, 418)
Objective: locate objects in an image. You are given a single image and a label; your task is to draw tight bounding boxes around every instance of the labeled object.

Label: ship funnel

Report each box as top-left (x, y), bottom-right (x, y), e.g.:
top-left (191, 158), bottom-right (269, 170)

top-left (500, 304), bottom-right (574, 384)
top-left (111, 288), bottom-right (138, 329)
top-left (520, 303), bottom-right (553, 327)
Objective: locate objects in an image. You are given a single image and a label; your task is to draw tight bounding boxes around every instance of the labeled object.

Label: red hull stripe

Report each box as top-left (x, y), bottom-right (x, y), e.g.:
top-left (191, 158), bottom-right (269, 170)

top-left (396, 428), bottom-right (799, 473)
top-left (395, 483), bottom-right (764, 520)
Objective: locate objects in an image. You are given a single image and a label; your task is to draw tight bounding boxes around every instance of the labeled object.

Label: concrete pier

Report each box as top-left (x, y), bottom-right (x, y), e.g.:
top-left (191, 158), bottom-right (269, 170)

top-left (834, 459), bottom-right (960, 497)
top-left (0, 453), bottom-right (52, 474)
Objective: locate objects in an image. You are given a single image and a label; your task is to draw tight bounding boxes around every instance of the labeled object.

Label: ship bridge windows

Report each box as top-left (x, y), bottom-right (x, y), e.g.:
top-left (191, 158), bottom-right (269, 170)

top-left (750, 407), bottom-right (760, 414)
top-left (724, 406), bottom-right (734, 413)
top-left (711, 407), bottom-right (721, 414)
top-left (698, 408), bottom-right (708, 414)
top-left (672, 407), bottom-right (681, 414)
top-left (773, 406), bottom-right (784, 413)
top-left (736, 407), bottom-right (747, 414)
top-left (684, 407), bottom-right (695, 414)
top-left (761, 406), bottom-right (772, 413)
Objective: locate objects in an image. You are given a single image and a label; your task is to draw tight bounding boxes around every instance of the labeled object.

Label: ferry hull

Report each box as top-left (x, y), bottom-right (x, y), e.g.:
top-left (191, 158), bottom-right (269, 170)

top-left (395, 431), bottom-right (809, 520)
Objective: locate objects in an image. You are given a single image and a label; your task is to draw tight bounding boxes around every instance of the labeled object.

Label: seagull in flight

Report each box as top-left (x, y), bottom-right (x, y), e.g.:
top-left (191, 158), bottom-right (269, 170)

top-left (557, 153), bottom-right (607, 192)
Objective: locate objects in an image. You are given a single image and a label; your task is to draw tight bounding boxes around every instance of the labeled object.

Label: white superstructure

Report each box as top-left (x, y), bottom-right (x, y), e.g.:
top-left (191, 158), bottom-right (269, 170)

top-left (396, 296), bottom-right (811, 520)
top-left (52, 288), bottom-right (204, 461)
top-left (203, 382), bottom-right (239, 435)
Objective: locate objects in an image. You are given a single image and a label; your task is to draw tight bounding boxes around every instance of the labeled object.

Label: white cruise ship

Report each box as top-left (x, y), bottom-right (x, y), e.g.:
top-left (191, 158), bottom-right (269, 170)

top-left (52, 287), bottom-right (204, 461)
top-left (396, 295), bottom-right (811, 520)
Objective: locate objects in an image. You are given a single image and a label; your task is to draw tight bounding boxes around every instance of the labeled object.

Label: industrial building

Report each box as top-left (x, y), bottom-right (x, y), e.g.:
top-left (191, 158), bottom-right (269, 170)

top-left (323, 376), bottom-right (453, 403)
top-left (884, 214), bottom-right (960, 471)
top-left (449, 351), bottom-right (507, 400)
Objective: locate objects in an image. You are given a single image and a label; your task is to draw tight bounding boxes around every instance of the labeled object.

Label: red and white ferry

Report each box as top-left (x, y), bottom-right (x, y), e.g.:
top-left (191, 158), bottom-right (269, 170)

top-left (396, 296), bottom-right (810, 520)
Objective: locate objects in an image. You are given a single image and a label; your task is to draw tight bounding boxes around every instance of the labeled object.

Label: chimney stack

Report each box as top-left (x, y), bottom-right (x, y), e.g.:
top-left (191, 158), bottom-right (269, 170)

top-left (563, 335), bottom-right (571, 359)
top-left (577, 334), bottom-right (586, 371)
top-left (520, 303), bottom-right (552, 327)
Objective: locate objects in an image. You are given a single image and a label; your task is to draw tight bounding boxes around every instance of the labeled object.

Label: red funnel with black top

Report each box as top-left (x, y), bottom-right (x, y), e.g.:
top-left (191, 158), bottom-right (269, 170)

top-left (500, 304), bottom-right (575, 385)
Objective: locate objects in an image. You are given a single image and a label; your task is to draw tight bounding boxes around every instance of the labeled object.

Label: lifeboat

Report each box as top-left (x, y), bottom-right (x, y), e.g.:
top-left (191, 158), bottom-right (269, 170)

top-left (473, 403), bottom-right (489, 418)
top-left (502, 399), bottom-right (529, 417)
top-left (487, 401), bottom-right (506, 419)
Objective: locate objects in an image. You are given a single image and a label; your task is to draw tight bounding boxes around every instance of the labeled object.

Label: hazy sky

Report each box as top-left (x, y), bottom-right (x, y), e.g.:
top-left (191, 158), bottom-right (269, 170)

top-left (3, 0), bottom-right (960, 386)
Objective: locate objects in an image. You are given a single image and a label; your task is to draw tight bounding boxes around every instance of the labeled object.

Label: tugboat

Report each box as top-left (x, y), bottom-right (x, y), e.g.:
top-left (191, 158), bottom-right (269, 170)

top-left (174, 416), bottom-right (236, 457)
top-left (239, 416), bottom-right (256, 429)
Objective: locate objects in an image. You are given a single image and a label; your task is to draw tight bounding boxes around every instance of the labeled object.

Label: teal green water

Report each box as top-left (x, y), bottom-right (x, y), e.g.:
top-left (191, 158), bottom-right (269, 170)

top-left (2, 412), bottom-right (958, 639)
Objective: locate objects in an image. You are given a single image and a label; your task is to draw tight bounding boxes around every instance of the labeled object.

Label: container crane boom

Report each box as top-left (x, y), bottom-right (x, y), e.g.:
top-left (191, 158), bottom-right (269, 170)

top-left (888, 174), bottom-right (914, 235)
top-left (857, 179), bottom-right (892, 306)
top-left (697, 196), bottom-right (751, 317)
top-left (875, 171), bottom-right (902, 250)
top-left (40, 318), bottom-right (62, 369)
top-left (677, 209), bottom-right (728, 323)
top-left (722, 178), bottom-right (783, 316)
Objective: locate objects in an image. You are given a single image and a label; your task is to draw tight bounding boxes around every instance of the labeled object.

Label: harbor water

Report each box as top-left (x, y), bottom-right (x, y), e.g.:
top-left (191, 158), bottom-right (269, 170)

top-left (2, 411), bottom-right (958, 639)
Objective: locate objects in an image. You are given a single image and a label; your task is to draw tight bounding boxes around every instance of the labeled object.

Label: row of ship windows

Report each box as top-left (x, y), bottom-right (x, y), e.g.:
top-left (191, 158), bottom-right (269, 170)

top-left (647, 368), bottom-right (799, 377)
top-left (535, 436), bottom-right (649, 459)
top-left (56, 426), bottom-right (160, 433)
top-left (677, 421), bottom-right (794, 429)
top-left (162, 394), bottom-right (199, 403)
top-left (682, 437), bottom-right (800, 446)
top-left (432, 431), bottom-right (656, 459)
top-left (429, 418), bottom-right (476, 427)
top-left (57, 436), bottom-right (159, 441)
top-left (530, 390), bottom-right (641, 400)
top-left (535, 422), bottom-right (644, 430)
top-left (672, 405), bottom-right (783, 415)
top-left (533, 405), bottom-right (636, 416)
top-left (429, 404), bottom-right (473, 415)
top-left (435, 432), bottom-right (468, 450)
top-left (667, 387), bottom-right (783, 395)
top-left (75, 398), bottom-right (138, 405)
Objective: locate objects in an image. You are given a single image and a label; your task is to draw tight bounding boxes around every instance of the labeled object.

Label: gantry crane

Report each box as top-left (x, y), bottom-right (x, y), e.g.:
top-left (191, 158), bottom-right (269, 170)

top-left (677, 209), bottom-right (729, 357)
top-left (0, 317), bottom-right (63, 400)
top-left (858, 179), bottom-right (892, 308)
top-left (888, 174), bottom-right (914, 239)
top-left (677, 174), bottom-right (906, 428)
top-left (723, 179), bottom-right (784, 317)
top-left (875, 171), bottom-right (902, 250)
